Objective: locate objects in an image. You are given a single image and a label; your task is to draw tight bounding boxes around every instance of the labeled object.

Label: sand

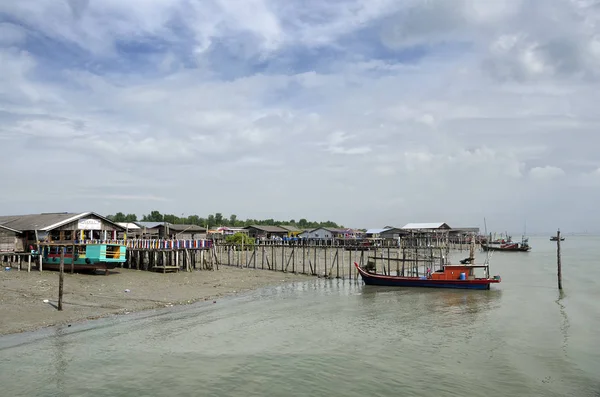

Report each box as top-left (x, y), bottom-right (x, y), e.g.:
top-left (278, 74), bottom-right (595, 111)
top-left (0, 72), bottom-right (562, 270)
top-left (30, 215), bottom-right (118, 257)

top-left (0, 267), bottom-right (312, 336)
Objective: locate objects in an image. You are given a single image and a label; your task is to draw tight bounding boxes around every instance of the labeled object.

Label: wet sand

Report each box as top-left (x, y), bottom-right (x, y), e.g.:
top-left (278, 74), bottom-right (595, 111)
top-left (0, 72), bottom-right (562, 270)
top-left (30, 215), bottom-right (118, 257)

top-left (0, 267), bottom-right (312, 336)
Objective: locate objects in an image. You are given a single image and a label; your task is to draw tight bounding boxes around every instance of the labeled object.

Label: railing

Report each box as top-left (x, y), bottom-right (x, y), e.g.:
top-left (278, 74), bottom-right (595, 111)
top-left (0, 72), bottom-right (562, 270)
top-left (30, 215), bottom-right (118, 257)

top-left (36, 239), bottom-right (214, 250)
top-left (126, 239), bottom-right (213, 250)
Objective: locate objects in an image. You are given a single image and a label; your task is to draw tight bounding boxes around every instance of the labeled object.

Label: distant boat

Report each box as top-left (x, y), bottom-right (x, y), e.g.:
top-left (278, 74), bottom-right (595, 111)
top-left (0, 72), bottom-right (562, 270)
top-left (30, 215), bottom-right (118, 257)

top-left (550, 236), bottom-right (565, 242)
top-left (481, 234), bottom-right (531, 252)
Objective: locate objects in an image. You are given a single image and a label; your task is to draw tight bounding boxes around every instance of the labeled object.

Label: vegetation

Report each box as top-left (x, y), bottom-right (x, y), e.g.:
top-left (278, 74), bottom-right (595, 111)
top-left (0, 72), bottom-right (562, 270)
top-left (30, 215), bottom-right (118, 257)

top-left (106, 210), bottom-right (342, 229)
top-left (225, 232), bottom-right (255, 250)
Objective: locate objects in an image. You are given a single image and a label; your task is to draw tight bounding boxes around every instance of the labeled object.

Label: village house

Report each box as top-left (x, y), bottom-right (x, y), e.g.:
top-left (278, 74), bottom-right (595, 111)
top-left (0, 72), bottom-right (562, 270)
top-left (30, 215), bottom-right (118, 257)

top-left (243, 225), bottom-right (288, 239)
top-left (0, 212), bottom-right (126, 253)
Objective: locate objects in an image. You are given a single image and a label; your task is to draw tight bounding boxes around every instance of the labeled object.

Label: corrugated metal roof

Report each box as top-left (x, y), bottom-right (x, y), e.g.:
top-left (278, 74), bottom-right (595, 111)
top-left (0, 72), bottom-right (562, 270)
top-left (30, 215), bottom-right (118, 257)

top-left (0, 212), bottom-right (125, 232)
top-left (167, 224), bottom-right (207, 232)
top-left (245, 225), bottom-right (287, 233)
top-left (0, 224), bottom-right (21, 234)
top-left (451, 227), bottom-right (479, 232)
top-left (134, 221), bottom-right (165, 229)
top-left (401, 222), bottom-right (451, 230)
top-left (278, 225), bottom-right (301, 232)
top-left (0, 212), bottom-right (84, 232)
top-left (365, 228), bottom-right (391, 234)
top-left (117, 222), bottom-right (141, 229)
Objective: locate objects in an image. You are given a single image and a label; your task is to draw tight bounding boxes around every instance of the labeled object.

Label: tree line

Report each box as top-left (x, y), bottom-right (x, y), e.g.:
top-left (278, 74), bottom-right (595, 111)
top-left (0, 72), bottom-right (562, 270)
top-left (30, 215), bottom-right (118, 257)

top-left (106, 211), bottom-right (342, 230)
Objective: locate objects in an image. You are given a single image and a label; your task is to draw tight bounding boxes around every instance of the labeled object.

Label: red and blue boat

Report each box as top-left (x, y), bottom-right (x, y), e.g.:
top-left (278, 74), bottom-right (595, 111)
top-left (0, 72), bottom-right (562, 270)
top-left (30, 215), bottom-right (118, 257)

top-left (481, 234), bottom-right (531, 252)
top-left (355, 240), bottom-right (501, 290)
top-left (355, 262), bottom-right (501, 290)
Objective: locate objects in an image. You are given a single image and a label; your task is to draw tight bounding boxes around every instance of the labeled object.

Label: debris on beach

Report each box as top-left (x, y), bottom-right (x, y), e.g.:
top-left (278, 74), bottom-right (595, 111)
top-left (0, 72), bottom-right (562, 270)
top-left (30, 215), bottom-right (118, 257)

top-left (124, 289), bottom-right (130, 293)
top-left (43, 299), bottom-right (49, 303)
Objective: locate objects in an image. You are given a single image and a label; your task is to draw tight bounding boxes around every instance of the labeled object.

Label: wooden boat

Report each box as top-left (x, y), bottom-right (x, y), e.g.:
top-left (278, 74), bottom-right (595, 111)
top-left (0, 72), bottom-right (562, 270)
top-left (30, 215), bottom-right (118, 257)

top-left (37, 243), bottom-right (126, 274)
top-left (355, 263), bottom-right (500, 290)
top-left (550, 236), bottom-right (565, 242)
top-left (481, 235), bottom-right (531, 252)
top-left (355, 239), bottom-right (501, 290)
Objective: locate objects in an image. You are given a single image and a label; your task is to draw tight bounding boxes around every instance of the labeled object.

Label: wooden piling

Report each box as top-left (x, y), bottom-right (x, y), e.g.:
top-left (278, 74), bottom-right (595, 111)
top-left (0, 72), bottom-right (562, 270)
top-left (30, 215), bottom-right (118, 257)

top-left (556, 229), bottom-right (562, 290)
top-left (58, 248), bottom-right (64, 311)
top-left (71, 244), bottom-right (75, 274)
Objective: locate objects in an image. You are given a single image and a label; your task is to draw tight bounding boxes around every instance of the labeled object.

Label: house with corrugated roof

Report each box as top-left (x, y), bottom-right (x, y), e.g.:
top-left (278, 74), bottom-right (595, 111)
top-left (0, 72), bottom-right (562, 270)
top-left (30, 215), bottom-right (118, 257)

top-left (278, 225), bottom-right (302, 237)
top-left (0, 212), bottom-right (126, 252)
top-left (243, 225), bottom-right (288, 239)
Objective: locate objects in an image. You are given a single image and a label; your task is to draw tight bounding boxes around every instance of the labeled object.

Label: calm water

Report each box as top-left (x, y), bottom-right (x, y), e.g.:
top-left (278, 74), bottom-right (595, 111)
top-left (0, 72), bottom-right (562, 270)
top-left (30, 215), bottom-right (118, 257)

top-left (1, 236), bottom-right (599, 396)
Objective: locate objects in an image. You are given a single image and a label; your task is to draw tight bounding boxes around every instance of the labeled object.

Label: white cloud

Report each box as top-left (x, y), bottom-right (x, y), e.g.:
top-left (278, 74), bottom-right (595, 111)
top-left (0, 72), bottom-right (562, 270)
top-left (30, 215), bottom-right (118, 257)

top-left (0, 0), bottom-right (598, 233)
top-left (529, 166), bottom-right (566, 180)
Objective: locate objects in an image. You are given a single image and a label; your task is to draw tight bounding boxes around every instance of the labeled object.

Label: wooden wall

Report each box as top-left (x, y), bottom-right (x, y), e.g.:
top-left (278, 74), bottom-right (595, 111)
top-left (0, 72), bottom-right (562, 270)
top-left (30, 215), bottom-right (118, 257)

top-left (0, 230), bottom-right (24, 252)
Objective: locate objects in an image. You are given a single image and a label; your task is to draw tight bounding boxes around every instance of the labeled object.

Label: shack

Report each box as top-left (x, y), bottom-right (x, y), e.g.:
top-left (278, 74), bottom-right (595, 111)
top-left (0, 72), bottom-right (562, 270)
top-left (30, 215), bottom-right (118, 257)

top-left (0, 212), bottom-right (126, 252)
top-left (243, 225), bottom-right (287, 239)
top-left (156, 224), bottom-right (207, 240)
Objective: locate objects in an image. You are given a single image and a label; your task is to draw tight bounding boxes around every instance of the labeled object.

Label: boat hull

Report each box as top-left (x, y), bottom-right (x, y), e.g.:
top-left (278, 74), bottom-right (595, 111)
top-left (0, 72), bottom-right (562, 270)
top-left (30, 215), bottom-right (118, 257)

top-left (40, 261), bottom-right (118, 272)
top-left (355, 264), bottom-right (500, 290)
top-left (481, 244), bottom-right (530, 252)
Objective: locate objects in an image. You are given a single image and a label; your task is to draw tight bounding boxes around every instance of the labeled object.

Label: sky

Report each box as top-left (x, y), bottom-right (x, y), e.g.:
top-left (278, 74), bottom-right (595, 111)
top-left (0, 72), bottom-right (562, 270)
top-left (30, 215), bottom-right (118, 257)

top-left (1, 0), bottom-right (599, 234)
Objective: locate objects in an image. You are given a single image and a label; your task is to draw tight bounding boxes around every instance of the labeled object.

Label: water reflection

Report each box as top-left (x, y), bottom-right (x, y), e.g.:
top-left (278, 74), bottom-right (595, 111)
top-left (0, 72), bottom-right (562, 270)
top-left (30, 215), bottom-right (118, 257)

top-left (555, 290), bottom-right (570, 353)
top-left (52, 327), bottom-right (69, 396)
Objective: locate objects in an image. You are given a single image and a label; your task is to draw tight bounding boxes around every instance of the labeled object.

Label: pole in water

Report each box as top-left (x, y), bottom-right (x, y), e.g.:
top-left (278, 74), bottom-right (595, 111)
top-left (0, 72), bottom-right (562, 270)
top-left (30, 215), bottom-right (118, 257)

top-left (556, 229), bottom-right (562, 290)
top-left (58, 247), bottom-right (65, 311)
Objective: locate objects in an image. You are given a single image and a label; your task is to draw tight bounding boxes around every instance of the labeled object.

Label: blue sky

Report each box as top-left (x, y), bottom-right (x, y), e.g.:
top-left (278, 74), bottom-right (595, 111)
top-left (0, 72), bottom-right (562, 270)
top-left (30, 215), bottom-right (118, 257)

top-left (1, 0), bottom-right (600, 233)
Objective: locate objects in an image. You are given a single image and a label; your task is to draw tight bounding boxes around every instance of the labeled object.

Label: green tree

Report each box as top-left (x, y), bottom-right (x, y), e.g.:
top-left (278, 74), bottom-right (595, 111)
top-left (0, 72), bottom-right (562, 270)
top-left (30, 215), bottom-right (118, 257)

top-left (207, 214), bottom-right (216, 228)
top-left (110, 212), bottom-right (126, 222)
top-left (143, 211), bottom-right (163, 222)
top-left (229, 214), bottom-right (238, 227)
top-left (225, 232), bottom-right (255, 250)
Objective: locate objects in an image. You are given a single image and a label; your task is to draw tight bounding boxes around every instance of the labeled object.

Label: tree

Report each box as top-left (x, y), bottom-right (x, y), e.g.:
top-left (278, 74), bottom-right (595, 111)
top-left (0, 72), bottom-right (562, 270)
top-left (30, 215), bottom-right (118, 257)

top-left (229, 214), bottom-right (238, 227)
top-left (110, 212), bottom-right (126, 222)
top-left (225, 232), bottom-right (255, 250)
top-left (207, 214), bottom-right (216, 228)
top-left (214, 213), bottom-right (223, 226)
top-left (143, 211), bottom-right (163, 222)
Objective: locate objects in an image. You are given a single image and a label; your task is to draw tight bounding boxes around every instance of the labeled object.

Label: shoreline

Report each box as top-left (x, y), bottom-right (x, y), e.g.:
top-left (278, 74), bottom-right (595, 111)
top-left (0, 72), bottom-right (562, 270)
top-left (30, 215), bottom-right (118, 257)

top-left (0, 267), bottom-right (313, 336)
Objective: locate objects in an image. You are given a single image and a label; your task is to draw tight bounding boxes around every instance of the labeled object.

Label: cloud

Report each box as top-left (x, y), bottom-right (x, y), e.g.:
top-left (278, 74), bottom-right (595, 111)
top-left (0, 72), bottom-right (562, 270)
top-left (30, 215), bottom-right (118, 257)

top-left (529, 166), bottom-right (566, 180)
top-left (0, 0), bottom-right (599, 233)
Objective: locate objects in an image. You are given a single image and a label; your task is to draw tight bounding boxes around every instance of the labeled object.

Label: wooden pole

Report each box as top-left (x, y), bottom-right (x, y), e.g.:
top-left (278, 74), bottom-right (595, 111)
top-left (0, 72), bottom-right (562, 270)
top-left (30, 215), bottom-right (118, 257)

top-left (71, 244), bottom-right (75, 274)
top-left (557, 229), bottom-right (562, 290)
top-left (58, 248), bottom-right (64, 311)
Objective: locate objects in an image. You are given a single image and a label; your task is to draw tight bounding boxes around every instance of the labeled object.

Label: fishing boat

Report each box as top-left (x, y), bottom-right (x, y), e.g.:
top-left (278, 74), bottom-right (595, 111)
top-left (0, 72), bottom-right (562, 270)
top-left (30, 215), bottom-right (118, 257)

top-left (36, 242), bottom-right (126, 274)
top-left (355, 239), bottom-right (501, 290)
top-left (481, 234), bottom-right (531, 252)
top-left (550, 236), bottom-right (565, 242)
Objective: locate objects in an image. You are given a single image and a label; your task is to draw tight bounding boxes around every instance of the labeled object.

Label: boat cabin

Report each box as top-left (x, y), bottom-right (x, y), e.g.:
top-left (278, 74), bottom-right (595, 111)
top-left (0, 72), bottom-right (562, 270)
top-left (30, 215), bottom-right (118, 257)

top-left (430, 265), bottom-right (487, 281)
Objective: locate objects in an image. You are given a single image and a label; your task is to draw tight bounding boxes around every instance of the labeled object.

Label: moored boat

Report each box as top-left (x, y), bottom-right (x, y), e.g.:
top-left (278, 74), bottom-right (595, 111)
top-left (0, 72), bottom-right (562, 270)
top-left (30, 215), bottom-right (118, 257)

top-left (550, 236), bottom-right (565, 242)
top-left (355, 238), bottom-right (501, 290)
top-left (481, 235), bottom-right (531, 252)
top-left (37, 243), bottom-right (126, 274)
top-left (355, 263), bottom-right (500, 290)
